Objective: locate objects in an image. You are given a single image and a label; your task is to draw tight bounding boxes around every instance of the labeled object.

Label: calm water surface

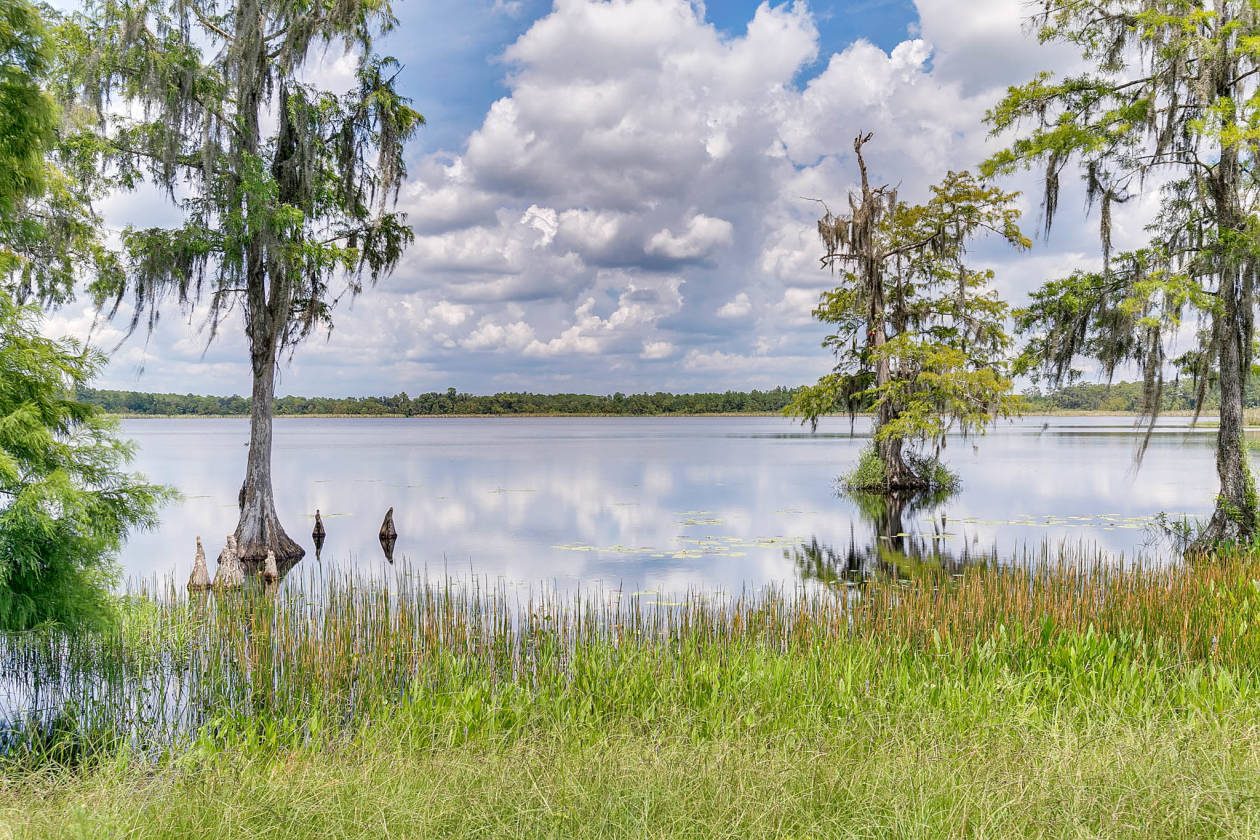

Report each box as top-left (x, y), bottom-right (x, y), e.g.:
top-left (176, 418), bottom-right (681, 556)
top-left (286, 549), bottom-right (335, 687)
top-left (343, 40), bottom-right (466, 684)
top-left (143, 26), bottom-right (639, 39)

top-left (117, 415), bottom-right (1230, 593)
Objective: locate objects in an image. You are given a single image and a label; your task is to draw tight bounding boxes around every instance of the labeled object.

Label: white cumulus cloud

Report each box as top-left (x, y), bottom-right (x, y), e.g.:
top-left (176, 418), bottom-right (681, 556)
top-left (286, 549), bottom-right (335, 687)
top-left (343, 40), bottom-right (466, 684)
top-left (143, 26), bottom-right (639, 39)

top-left (63, 0), bottom-right (1103, 396)
top-left (716, 292), bottom-right (753, 319)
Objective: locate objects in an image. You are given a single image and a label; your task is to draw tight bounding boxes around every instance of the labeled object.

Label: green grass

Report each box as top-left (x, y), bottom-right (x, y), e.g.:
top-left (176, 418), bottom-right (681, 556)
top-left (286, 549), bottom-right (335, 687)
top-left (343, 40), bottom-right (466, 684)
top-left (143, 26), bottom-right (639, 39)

top-left (841, 443), bottom-right (961, 493)
top-left (9, 708), bottom-right (1260, 838)
top-left (6, 553), bottom-right (1260, 837)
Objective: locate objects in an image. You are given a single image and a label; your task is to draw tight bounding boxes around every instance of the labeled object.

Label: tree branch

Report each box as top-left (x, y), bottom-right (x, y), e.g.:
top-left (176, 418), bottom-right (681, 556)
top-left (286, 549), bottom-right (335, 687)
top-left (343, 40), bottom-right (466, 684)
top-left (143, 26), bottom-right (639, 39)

top-left (190, 5), bottom-right (235, 43)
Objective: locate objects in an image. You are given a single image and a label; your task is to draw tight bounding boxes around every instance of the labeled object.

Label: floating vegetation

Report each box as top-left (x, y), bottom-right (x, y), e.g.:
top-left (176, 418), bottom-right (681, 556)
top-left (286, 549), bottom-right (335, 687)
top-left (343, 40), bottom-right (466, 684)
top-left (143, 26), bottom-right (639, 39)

top-left (676, 516), bottom-right (724, 527)
top-left (552, 533), bottom-right (796, 560)
top-left (953, 512), bottom-right (1168, 530)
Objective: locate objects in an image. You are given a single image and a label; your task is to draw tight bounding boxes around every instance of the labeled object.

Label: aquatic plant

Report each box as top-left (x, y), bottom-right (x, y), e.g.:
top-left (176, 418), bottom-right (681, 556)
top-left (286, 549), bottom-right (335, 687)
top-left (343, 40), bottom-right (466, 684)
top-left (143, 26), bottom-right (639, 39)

top-left (4, 543), bottom-right (1260, 769)
top-left (840, 443), bottom-right (960, 494)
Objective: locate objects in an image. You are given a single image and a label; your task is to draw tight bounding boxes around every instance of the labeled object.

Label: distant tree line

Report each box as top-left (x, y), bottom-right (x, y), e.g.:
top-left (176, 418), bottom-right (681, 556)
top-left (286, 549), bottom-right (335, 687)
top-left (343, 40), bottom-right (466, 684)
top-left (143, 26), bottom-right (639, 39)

top-left (78, 382), bottom-right (1260, 418)
top-left (77, 386), bottom-right (805, 417)
top-left (1020, 379), bottom-right (1260, 413)
top-left (81, 382), bottom-right (1260, 417)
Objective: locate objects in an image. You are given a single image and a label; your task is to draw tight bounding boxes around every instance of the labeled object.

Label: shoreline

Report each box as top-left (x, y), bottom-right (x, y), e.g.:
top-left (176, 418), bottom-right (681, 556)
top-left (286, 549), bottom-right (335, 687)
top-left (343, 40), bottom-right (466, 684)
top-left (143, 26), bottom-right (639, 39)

top-left (105, 409), bottom-right (1226, 420)
top-left (109, 411), bottom-right (793, 419)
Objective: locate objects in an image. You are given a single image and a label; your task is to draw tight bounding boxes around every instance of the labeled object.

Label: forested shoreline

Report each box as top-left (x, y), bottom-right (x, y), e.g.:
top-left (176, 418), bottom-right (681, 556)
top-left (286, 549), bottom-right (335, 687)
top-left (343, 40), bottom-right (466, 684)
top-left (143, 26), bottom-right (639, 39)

top-left (77, 386), bottom-right (804, 416)
top-left (76, 380), bottom-right (1256, 417)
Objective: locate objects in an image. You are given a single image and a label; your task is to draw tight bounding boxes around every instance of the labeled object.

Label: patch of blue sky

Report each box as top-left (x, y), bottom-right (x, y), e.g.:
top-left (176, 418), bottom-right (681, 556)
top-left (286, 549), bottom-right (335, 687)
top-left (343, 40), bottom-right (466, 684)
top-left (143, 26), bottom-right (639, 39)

top-left (704, 0), bottom-right (917, 63)
top-left (382, 0), bottom-right (920, 155)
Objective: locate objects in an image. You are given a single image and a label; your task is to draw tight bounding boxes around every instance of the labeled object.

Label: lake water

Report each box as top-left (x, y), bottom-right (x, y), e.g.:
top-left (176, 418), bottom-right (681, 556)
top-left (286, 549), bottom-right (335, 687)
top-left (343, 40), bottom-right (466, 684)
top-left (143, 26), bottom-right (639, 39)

top-left (113, 414), bottom-right (1233, 593)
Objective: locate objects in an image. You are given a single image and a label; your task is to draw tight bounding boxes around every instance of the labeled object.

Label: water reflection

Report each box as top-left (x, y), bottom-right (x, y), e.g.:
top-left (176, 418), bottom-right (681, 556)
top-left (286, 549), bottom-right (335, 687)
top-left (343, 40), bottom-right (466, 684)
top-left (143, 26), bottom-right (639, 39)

top-left (790, 488), bottom-right (993, 585)
top-left (312, 510), bottom-right (326, 557)
top-left (378, 507), bottom-right (398, 563)
top-left (117, 415), bottom-right (1225, 594)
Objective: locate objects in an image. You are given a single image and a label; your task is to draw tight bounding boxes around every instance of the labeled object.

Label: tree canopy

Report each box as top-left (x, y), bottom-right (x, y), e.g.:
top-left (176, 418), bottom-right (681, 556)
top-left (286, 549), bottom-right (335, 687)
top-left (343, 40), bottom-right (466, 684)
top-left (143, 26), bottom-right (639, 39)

top-left (986, 0), bottom-right (1260, 545)
top-left (0, 296), bottom-right (169, 630)
top-left (790, 135), bottom-right (1029, 492)
top-left (0, 0), bottom-right (115, 306)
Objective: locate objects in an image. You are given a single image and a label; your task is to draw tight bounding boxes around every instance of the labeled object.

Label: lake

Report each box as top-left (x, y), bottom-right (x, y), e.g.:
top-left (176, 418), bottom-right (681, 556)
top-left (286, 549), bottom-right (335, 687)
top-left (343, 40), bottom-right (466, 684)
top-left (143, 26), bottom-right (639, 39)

top-left (112, 414), bottom-right (1231, 593)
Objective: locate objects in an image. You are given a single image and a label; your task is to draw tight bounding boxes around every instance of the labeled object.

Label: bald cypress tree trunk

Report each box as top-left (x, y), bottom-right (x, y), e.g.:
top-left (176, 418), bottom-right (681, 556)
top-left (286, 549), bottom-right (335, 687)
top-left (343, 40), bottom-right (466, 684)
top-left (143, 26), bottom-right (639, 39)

top-left (1197, 45), bottom-right (1257, 549)
top-left (231, 0), bottom-right (302, 566)
top-left (236, 331), bottom-right (303, 565)
top-left (1199, 158), bottom-right (1256, 547)
top-left (1201, 287), bottom-right (1255, 546)
top-left (854, 139), bottom-right (922, 493)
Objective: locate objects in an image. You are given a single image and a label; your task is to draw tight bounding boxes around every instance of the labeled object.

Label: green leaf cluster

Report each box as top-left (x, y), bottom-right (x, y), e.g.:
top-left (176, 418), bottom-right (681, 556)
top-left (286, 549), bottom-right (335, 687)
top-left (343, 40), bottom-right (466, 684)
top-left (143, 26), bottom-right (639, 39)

top-left (789, 170), bottom-right (1029, 452)
top-left (987, 1), bottom-right (1260, 401)
top-left (0, 0), bottom-right (116, 306)
top-left (0, 296), bottom-right (172, 631)
top-left (840, 444), bottom-right (960, 495)
top-left (985, 2), bottom-right (1260, 546)
top-left (50, 0), bottom-right (423, 349)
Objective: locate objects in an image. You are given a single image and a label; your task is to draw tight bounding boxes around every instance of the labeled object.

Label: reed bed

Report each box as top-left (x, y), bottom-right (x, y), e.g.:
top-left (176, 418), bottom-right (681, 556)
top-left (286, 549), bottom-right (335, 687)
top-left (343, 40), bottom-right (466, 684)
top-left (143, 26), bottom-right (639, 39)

top-left (3, 545), bottom-right (1260, 768)
top-left (7, 548), bottom-right (1260, 837)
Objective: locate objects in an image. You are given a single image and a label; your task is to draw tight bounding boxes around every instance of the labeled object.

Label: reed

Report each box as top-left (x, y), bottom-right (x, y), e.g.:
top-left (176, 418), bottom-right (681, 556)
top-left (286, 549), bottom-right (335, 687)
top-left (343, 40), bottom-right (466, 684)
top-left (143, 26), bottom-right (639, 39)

top-left (3, 544), bottom-right (1260, 766)
top-left (7, 546), bottom-right (1260, 837)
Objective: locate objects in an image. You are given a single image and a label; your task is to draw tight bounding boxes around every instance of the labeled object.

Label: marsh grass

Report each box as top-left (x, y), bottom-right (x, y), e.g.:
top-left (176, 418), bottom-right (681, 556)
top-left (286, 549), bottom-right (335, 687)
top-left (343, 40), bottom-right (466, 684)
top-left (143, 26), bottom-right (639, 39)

top-left (6, 548), bottom-right (1260, 837)
top-left (4, 547), bottom-right (1260, 759)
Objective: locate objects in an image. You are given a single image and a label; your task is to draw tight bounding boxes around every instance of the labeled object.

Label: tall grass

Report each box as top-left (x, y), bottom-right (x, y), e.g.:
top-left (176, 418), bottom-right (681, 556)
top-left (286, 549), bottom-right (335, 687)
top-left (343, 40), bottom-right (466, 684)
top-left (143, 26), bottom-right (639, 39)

top-left (8, 548), bottom-right (1260, 837)
top-left (4, 545), bottom-right (1260, 767)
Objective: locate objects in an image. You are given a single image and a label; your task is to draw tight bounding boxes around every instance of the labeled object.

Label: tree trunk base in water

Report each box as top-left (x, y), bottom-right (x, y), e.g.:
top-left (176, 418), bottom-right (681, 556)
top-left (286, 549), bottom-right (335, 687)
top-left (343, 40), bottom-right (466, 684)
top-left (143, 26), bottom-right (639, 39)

top-left (1190, 504), bottom-right (1256, 554)
top-left (849, 469), bottom-right (934, 495)
top-left (235, 527), bottom-right (305, 570)
top-left (845, 480), bottom-right (933, 494)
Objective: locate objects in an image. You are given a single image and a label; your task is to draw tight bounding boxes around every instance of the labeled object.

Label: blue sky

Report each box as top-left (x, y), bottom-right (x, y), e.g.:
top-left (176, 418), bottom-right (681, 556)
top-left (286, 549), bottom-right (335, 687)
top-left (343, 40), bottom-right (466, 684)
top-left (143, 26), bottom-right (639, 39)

top-left (385, 1), bottom-right (919, 156)
top-left (53, 1), bottom-right (1109, 398)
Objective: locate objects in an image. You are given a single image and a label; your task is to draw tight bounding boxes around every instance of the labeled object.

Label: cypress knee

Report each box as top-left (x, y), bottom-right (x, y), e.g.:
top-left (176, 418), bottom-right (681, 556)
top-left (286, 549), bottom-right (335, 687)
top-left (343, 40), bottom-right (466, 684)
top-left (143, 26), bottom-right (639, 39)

top-left (379, 507), bottom-right (397, 562)
top-left (263, 550), bottom-right (279, 584)
top-left (214, 534), bottom-right (245, 589)
top-left (188, 537), bottom-right (212, 591)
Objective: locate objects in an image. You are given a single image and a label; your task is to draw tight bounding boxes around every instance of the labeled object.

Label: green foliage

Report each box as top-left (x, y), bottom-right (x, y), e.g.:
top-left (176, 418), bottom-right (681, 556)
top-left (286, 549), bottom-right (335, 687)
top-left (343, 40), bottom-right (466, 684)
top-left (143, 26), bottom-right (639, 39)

top-left (0, 297), bottom-right (171, 631)
top-left (9, 557), bottom-right (1260, 837)
top-left (73, 386), bottom-right (805, 417)
top-left (985, 1), bottom-right (1260, 541)
top-left (0, 0), bottom-right (53, 216)
top-left (789, 164), bottom-right (1029, 484)
top-left (0, 0), bottom-right (116, 305)
top-left (9, 697), bottom-right (1260, 839)
top-left (52, 0), bottom-right (423, 347)
top-left (841, 443), bottom-right (959, 494)
top-left (1013, 250), bottom-right (1215, 416)
top-left (1023, 378), bottom-right (1211, 411)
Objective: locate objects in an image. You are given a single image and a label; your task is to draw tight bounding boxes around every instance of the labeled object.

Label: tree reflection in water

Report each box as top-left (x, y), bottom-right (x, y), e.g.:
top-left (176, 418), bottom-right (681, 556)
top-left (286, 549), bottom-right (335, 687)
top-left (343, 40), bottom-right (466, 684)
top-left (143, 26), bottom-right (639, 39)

top-left (790, 488), bottom-right (992, 585)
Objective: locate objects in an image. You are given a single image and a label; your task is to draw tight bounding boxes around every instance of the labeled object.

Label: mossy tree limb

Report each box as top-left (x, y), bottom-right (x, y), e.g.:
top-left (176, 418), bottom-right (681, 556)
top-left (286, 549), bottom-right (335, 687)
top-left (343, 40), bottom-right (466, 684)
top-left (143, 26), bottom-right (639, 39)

top-left (987, 0), bottom-right (1260, 549)
top-left (52, 0), bottom-right (424, 564)
top-left (789, 134), bottom-right (1028, 493)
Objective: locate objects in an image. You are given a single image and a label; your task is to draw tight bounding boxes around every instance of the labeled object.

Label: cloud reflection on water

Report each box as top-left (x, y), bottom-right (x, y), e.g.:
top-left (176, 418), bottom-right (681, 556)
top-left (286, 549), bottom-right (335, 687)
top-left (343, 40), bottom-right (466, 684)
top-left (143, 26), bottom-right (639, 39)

top-left (118, 415), bottom-right (1225, 594)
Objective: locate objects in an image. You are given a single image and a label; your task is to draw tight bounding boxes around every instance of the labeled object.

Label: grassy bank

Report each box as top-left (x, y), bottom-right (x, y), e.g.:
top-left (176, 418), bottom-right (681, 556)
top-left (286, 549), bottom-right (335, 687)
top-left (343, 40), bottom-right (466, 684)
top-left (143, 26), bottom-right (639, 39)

top-left (6, 555), bottom-right (1260, 837)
